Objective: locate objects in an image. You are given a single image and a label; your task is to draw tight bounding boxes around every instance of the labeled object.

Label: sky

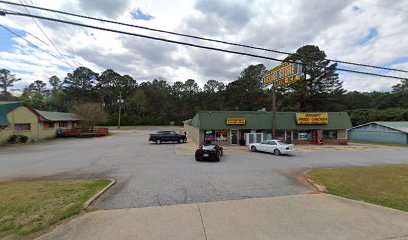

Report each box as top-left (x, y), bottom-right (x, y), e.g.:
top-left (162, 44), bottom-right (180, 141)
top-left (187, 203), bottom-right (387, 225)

top-left (1, 0), bottom-right (408, 94)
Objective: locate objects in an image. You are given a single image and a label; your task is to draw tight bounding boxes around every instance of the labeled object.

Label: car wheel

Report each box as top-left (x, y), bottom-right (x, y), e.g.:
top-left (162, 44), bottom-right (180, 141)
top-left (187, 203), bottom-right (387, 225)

top-left (251, 146), bottom-right (257, 152)
top-left (274, 149), bottom-right (281, 156)
top-left (156, 139), bottom-right (161, 144)
top-left (178, 139), bottom-right (182, 144)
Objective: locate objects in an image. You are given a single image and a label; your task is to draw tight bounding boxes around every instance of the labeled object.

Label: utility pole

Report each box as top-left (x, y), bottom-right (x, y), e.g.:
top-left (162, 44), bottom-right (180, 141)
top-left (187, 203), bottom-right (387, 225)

top-left (272, 86), bottom-right (276, 139)
top-left (117, 91), bottom-right (123, 129)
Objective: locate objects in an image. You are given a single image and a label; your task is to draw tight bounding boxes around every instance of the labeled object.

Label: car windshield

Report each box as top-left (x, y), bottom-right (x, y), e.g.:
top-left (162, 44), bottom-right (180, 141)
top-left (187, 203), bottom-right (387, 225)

top-left (202, 145), bottom-right (216, 150)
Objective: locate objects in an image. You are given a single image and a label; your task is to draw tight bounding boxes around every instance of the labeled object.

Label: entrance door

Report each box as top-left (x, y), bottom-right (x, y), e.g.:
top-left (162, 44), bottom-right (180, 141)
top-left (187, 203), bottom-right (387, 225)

top-left (231, 129), bottom-right (238, 144)
top-left (285, 131), bottom-right (292, 144)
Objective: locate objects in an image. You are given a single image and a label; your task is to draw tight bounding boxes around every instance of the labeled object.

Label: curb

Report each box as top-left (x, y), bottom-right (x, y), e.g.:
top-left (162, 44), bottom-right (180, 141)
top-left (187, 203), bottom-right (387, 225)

top-left (303, 170), bottom-right (327, 193)
top-left (83, 178), bottom-right (116, 208)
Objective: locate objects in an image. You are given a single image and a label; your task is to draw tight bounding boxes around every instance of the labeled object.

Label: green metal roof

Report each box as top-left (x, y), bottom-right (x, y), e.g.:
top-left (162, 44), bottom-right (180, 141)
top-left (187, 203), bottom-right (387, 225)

top-left (188, 111), bottom-right (352, 130)
top-left (374, 122), bottom-right (408, 133)
top-left (0, 101), bottom-right (25, 126)
top-left (36, 110), bottom-right (80, 121)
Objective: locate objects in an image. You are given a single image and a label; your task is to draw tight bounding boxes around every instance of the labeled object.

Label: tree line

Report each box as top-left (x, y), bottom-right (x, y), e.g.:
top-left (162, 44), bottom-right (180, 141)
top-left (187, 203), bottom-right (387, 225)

top-left (1, 45), bottom-right (407, 126)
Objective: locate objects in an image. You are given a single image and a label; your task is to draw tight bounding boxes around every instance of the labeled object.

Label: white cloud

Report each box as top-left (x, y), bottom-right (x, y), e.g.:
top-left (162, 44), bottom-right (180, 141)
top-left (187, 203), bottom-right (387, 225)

top-left (0, 0), bottom-right (407, 92)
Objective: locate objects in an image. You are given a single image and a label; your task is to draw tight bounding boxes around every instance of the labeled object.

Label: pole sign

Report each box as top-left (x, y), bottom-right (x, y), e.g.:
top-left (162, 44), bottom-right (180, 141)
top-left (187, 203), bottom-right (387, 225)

top-left (263, 62), bottom-right (302, 87)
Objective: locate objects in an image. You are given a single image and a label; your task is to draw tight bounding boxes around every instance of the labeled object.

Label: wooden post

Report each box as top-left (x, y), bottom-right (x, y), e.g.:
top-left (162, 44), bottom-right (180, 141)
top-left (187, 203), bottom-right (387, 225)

top-left (272, 86), bottom-right (276, 139)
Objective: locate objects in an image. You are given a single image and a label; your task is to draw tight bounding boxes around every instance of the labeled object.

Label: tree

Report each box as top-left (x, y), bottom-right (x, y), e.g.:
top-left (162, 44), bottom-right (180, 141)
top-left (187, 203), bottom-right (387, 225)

top-left (72, 102), bottom-right (107, 130)
top-left (49, 76), bottom-right (62, 94)
top-left (392, 80), bottom-right (408, 108)
top-left (281, 45), bottom-right (345, 111)
top-left (63, 67), bottom-right (98, 100)
top-left (224, 64), bottom-right (268, 111)
top-left (0, 69), bottom-right (21, 96)
top-left (203, 79), bottom-right (225, 93)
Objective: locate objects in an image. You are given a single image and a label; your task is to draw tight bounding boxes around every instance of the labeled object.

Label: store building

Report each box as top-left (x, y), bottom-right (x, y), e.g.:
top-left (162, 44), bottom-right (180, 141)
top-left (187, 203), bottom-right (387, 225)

top-left (184, 111), bottom-right (352, 146)
top-left (0, 101), bottom-right (80, 144)
top-left (348, 121), bottom-right (408, 144)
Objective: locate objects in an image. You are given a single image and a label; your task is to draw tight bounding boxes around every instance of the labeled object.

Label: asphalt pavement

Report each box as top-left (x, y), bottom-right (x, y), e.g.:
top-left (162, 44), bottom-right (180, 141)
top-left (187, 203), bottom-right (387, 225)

top-left (0, 127), bottom-right (407, 209)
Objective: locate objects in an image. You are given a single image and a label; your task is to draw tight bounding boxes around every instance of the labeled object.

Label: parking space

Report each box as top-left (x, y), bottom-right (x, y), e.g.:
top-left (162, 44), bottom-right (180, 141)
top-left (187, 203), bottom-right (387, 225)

top-left (0, 127), bottom-right (407, 209)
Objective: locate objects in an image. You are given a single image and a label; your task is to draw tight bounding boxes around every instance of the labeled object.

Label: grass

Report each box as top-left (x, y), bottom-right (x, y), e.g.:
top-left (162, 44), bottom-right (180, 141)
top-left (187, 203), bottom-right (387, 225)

top-left (307, 164), bottom-right (408, 212)
top-left (0, 179), bottom-right (112, 240)
top-left (350, 140), bottom-right (408, 148)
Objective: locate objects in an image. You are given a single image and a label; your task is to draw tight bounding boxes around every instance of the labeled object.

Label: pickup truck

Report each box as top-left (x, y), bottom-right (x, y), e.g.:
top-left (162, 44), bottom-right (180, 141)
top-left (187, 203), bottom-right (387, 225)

top-left (149, 131), bottom-right (187, 144)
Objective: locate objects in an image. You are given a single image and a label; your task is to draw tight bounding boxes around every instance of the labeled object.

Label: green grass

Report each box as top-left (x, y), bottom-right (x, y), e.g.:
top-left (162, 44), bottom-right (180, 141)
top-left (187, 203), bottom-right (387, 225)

top-left (307, 164), bottom-right (408, 212)
top-left (350, 140), bottom-right (408, 148)
top-left (0, 179), bottom-right (111, 240)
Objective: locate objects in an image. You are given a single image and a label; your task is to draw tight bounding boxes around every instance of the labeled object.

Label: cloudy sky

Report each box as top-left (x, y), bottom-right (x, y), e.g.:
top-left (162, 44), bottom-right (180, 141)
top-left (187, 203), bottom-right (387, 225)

top-left (0, 0), bottom-right (408, 93)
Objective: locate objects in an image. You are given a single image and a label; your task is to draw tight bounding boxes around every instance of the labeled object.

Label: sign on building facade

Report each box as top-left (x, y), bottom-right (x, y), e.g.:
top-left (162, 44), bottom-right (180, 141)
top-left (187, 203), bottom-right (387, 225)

top-left (296, 113), bottom-right (329, 125)
top-left (226, 118), bottom-right (246, 125)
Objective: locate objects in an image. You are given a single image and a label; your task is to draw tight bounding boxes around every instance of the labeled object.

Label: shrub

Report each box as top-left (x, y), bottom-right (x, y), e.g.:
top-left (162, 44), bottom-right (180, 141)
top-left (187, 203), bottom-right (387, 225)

top-left (18, 135), bottom-right (29, 143)
top-left (7, 135), bottom-right (18, 144)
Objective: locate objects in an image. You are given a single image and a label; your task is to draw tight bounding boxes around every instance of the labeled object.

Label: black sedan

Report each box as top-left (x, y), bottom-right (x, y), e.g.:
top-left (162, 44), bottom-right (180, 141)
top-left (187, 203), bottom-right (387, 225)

top-left (195, 144), bottom-right (223, 162)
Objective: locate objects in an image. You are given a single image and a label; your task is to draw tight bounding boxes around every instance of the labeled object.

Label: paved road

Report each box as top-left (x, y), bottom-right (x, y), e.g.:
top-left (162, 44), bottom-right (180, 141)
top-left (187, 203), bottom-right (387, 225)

top-left (0, 128), bottom-right (407, 209)
top-left (38, 194), bottom-right (408, 240)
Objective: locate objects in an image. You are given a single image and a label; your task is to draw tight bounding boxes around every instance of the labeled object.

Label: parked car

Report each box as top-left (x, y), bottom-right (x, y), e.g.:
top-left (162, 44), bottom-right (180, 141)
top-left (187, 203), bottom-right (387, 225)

top-left (195, 144), bottom-right (223, 161)
top-left (249, 140), bottom-right (294, 156)
top-left (149, 131), bottom-right (187, 144)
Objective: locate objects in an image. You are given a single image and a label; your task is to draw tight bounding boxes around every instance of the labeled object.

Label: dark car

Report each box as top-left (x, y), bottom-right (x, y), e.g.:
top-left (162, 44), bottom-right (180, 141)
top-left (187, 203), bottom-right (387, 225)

top-left (149, 131), bottom-right (187, 144)
top-left (195, 144), bottom-right (223, 162)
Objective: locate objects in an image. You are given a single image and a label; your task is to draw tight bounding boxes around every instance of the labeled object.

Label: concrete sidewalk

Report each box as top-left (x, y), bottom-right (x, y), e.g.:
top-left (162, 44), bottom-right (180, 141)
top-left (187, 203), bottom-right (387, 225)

top-left (37, 194), bottom-right (408, 240)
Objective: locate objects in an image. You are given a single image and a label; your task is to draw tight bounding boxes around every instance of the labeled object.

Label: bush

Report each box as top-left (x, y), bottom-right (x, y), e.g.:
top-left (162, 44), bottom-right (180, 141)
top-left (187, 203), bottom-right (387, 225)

top-left (19, 135), bottom-right (29, 143)
top-left (7, 135), bottom-right (18, 144)
top-left (6, 135), bottom-right (29, 144)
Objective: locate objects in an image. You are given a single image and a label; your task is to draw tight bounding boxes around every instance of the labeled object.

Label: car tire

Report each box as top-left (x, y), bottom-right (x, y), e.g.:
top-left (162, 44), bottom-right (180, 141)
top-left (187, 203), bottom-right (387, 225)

top-left (274, 149), bottom-right (281, 156)
top-left (178, 139), bottom-right (182, 144)
top-left (156, 139), bottom-right (161, 144)
top-left (251, 146), bottom-right (257, 152)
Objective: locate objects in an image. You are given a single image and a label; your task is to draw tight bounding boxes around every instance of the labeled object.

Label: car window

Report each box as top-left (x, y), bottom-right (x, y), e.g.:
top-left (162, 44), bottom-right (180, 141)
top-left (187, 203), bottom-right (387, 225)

top-left (261, 141), bottom-right (269, 144)
top-left (202, 145), bottom-right (215, 150)
top-left (276, 141), bottom-right (285, 145)
top-left (170, 132), bottom-right (176, 135)
top-left (269, 141), bottom-right (277, 145)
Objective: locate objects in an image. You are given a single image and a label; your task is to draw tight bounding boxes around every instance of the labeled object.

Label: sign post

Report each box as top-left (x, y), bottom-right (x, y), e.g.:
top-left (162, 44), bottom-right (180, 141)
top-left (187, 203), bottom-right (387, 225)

top-left (262, 61), bottom-right (302, 138)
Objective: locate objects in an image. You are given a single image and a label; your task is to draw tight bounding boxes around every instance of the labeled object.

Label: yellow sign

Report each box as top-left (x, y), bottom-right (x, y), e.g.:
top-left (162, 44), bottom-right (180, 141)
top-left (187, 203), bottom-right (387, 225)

top-left (263, 62), bottom-right (302, 87)
top-left (226, 118), bottom-right (246, 125)
top-left (296, 113), bottom-right (328, 125)
top-left (271, 75), bottom-right (300, 87)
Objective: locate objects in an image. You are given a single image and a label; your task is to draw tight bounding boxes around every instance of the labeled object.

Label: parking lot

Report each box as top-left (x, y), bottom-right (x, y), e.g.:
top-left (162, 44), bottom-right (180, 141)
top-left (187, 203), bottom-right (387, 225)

top-left (0, 127), bottom-right (407, 209)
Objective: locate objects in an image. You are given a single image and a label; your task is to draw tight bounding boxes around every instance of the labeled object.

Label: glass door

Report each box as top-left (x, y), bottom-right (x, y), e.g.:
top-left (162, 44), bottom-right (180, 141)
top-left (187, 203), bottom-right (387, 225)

top-left (231, 129), bottom-right (238, 145)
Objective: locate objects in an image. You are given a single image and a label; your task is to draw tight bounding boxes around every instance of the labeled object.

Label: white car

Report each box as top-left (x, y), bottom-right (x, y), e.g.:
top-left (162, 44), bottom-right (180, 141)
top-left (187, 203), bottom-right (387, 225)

top-left (249, 140), bottom-right (295, 156)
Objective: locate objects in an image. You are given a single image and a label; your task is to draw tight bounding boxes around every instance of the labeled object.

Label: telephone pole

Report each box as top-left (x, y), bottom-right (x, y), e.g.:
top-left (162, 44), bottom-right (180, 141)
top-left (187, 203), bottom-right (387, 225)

top-left (272, 86), bottom-right (276, 139)
top-left (117, 91), bottom-right (124, 129)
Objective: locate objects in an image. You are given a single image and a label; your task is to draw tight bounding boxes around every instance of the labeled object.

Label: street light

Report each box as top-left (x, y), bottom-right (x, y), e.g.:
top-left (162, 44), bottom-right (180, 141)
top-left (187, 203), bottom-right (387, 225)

top-left (117, 92), bottom-right (124, 129)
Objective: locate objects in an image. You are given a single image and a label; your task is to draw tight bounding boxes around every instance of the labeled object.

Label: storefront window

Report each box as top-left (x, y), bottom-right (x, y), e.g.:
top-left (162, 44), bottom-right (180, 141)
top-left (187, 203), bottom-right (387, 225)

top-left (296, 131), bottom-right (311, 140)
top-left (323, 130), bottom-right (337, 139)
top-left (204, 130), bottom-right (216, 141)
top-left (215, 130), bottom-right (228, 142)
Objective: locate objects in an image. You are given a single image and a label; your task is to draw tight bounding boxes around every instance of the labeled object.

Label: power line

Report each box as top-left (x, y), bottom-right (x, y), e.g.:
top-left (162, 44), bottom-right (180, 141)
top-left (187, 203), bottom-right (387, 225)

top-left (16, 0), bottom-right (77, 69)
top-left (1, 9), bottom-right (408, 81)
top-left (0, 23), bottom-right (75, 70)
top-left (0, 0), bottom-right (407, 74)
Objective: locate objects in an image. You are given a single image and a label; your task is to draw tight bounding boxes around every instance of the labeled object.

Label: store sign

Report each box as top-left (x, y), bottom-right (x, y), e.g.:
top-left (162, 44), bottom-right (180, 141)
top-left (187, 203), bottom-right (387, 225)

top-left (296, 113), bottom-right (329, 125)
top-left (263, 62), bottom-right (302, 87)
top-left (226, 118), bottom-right (246, 125)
